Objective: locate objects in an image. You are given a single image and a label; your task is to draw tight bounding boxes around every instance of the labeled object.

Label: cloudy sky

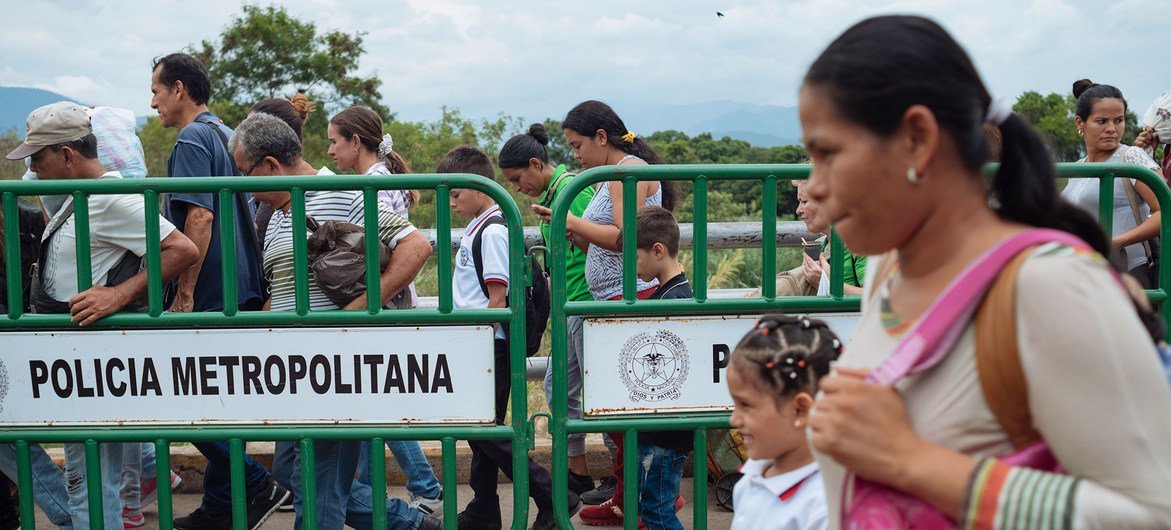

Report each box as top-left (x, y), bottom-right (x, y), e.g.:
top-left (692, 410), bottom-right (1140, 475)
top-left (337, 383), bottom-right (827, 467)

top-left (0, 0), bottom-right (1164, 125)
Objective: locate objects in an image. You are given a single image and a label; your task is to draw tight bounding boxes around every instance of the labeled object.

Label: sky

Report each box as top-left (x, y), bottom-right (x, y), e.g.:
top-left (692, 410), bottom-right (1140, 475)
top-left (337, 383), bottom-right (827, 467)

top-left (0, 0), bottom-right (1165, 126)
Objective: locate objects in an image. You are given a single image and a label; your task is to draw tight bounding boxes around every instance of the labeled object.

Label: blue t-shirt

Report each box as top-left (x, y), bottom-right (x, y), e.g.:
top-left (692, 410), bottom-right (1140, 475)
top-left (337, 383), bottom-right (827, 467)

top-left (165, 112), bottom-right (264, 312)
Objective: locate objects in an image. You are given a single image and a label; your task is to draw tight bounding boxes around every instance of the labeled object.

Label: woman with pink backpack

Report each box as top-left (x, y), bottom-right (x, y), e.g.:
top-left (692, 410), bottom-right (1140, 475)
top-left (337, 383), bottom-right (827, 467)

top-left (800, 15), bottom-right (1171, 529)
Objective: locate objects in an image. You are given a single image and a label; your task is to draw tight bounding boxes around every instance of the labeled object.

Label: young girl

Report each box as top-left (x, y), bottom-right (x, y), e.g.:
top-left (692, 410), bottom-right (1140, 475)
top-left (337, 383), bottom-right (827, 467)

top-left (728, 315), bottom-right (841, 530)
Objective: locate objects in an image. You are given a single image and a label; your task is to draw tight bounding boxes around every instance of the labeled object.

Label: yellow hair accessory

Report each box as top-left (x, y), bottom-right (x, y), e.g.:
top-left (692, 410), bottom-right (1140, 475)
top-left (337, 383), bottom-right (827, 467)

top-left (621, 131), bottom-right (636, 143)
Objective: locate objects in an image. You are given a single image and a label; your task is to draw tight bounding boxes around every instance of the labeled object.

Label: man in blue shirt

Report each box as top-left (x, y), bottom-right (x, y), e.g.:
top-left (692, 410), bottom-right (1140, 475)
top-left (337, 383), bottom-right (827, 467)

top-left (151, 52), bottom-right (287, 530)
top-left (151, 53), bottom-right (264, 313)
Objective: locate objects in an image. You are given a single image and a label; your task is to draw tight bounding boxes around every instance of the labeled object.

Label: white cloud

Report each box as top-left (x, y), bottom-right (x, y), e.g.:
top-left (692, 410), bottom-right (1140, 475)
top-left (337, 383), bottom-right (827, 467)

top-left (0, 0), bottom-right (1164, 128)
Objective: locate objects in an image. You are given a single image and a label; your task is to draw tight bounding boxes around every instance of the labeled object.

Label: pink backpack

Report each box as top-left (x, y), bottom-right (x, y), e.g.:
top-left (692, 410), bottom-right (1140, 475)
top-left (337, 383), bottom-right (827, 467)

top-left (844, 229), bottom-right (1087, 529)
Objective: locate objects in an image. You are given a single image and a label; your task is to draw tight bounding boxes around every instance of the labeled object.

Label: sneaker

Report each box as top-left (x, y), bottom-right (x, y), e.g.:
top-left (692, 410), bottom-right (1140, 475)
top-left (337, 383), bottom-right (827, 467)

top-left (456, 509), bottom-right (502, 530)
top-left (581, 475), bottom-right (617, 505)
top-left (568, 471), bottom-right (595, 496)
top-left (173, 507), bottom-right (231, 530)
top-left (578, 495), bottom-right (684, 528)
top-left (245, 478), bottom-right (291, 530)
top-left (418, 514), bottom-right (444, 530)
top-left (141, 471), bottom-right (183, 508)
top-left (122, 508), bottom-right (145, 529)
top-left (578, 498), bottom-right (623, 526)
top-left (277, 494), bottom-right (294, 512)
top-left (532, 491), bottom-right (582, 530)
top-left (409, 489), bottom-right (443, 516)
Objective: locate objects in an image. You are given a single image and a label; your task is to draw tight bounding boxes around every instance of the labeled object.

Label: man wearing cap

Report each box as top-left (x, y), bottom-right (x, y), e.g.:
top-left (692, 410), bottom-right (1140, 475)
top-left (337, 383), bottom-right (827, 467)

top-left (150, 52), bottom-right (291, 530)
top-left (4, 101), bottom-right (199, 530)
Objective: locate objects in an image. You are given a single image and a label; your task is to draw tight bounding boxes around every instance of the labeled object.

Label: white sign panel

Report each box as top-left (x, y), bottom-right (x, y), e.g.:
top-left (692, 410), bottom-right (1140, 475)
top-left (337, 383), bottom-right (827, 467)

top-left (0, 326), bottom-right (496, 426)
top-left (582, 314), bottom-right (860, 416)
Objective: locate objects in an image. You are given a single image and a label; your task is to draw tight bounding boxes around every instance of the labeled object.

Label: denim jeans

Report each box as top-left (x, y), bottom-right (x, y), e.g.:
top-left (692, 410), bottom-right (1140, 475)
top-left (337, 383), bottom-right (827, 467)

top-left (289, 440), bottom-right (422, 530)
top-left (636, 444), bottom-right (687, 530)
top-left (120, 442), bottom-right (158, 512)
top-left (272, 441), bottom-right (296, 492)
top-left (64, 442), bottom-right (124, 530)
top-left (194, 441), bottom-right (271, 515)
top-left (356, 441), bottom-right (441, 499)
top-left (0, 443), bottom-right (73, 529)
top-left (544, 315), bottom-right (587, 457)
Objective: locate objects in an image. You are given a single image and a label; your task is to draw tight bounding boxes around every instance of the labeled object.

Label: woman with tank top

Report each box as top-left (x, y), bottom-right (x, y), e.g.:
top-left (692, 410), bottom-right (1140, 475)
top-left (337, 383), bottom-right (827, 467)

top-left (532, 100), bottom-right (683, 523)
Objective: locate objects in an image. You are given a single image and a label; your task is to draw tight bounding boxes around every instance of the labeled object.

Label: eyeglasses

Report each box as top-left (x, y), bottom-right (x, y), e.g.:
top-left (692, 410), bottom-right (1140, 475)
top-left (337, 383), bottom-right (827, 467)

top-left (241, 157), bottom-right (265, 177)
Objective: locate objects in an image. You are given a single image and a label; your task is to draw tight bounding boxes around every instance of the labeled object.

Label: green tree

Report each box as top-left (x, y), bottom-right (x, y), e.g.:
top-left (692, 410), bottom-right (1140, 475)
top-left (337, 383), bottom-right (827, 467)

top-left (191, 4), bottom-right (387, 127)
top-left (1013, 90), bottom-right (1140, 162)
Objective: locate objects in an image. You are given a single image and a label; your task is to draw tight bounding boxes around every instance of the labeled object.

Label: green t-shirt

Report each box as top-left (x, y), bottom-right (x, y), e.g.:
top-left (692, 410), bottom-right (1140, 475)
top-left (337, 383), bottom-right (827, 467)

top-left (821, 239), bottom-right (868, 288)
top-left (538, 165), bottom-right (596, 302)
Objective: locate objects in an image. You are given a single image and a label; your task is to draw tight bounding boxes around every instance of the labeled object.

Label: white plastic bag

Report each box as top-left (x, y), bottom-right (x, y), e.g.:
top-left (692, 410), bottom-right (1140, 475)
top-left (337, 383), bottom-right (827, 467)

top-left (1141, 91), bottom-right (1171, 147)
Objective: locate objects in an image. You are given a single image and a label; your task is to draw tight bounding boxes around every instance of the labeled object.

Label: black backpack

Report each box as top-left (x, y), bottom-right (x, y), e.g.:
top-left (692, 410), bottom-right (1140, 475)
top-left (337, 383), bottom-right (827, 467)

top-left (472, 216), bottom-right (550, 356)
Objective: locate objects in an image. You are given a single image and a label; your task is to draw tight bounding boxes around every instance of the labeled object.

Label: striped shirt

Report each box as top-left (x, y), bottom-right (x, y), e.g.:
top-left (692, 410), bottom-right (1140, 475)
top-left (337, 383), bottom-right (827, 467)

top-left (263, 189), bottom-right (416, 311)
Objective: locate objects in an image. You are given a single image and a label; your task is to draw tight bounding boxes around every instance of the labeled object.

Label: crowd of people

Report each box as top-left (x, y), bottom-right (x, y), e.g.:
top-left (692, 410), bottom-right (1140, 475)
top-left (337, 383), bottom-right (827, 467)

top-left (2, 12), bottom-right (1171, 530)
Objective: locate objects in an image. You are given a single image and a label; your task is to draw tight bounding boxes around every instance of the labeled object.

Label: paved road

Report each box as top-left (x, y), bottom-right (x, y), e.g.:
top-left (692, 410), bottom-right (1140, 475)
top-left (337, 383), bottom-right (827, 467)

top-left (30, 479), bottom-right (735, 529)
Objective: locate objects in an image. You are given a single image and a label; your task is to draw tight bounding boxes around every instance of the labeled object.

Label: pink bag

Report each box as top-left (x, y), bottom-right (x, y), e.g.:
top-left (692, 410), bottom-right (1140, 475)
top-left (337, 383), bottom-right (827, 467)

top-left (843, 229), bottom-right (1085, 529)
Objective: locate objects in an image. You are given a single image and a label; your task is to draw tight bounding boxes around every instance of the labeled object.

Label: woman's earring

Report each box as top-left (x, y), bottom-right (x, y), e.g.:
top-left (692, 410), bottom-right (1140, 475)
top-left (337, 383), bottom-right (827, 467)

top-left (1078, 129), bottom-right (1084, 137)
top-left (793, 419), bottom-right (802, 428)
top-left (906, 167), bottom-right (921, 184)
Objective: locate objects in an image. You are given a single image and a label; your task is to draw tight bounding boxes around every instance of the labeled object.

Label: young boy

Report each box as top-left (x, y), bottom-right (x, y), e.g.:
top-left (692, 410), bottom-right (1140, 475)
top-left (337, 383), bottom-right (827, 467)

top-left (583, 205), bottom-right (692, 529)
top-left (439, 145), bottom-right (580, 530)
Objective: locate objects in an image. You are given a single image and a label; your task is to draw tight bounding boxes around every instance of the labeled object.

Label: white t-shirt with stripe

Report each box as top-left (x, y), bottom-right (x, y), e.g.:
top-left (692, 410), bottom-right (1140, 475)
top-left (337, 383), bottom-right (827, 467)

top-left (263, 184), bottom-right (416, 312)
top-left (42, 172), bottom-right (177, 301)
top-left (454, 205), bottom-right (509, 339)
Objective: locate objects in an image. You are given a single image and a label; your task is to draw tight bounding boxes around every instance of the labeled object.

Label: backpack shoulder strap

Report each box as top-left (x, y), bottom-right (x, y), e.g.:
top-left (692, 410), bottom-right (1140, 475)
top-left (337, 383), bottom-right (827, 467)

top-left (974, 247), bottom-right (1043, 449)
top-left (473, 216), bottom-right (507, 299)
top-left (197, 117), bottom-right (243, 177)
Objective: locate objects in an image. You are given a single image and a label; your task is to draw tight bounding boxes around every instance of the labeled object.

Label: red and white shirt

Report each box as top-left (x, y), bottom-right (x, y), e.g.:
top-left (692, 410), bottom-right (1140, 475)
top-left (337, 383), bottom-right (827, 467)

top-left (732, 460), bottom-right (826, 530)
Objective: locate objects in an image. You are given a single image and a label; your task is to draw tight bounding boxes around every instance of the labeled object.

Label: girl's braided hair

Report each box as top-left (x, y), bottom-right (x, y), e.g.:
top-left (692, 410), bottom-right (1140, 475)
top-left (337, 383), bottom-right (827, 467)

top-left (730, 314), bottom-right (844, 399)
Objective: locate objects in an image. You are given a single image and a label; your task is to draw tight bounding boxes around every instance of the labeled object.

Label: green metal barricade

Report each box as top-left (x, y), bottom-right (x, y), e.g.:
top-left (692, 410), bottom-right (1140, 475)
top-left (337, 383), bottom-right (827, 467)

top-left (545, 162), bottom-right (1171, 529)
top-left (0, 173), bottom-right (534, 530)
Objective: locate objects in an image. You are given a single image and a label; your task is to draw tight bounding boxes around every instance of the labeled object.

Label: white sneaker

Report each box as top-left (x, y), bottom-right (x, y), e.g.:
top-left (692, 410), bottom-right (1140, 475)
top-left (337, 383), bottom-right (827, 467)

top-left (408, 490), bottom-right (443, 517)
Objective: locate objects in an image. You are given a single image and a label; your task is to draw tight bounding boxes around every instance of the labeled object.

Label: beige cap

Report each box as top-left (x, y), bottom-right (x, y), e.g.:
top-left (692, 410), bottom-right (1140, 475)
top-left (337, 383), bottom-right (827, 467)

top-left (5, 102), bottom-right (92, 160)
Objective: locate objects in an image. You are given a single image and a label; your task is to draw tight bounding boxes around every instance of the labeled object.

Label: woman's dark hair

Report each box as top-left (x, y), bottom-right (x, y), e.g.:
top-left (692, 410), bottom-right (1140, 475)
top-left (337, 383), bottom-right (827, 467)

top-left (804, 15), bottom-right (1109, 257)
top-left (251, 94), bottom-right (316, 141)
top-left (152, 53), bottom-right (211, 105)
top-left (1072, 79), bottom-right (1127, 121)
top-left (499, 123), bottom-right (550, 168)
top-left (330, 106), bottom-right (419, 207)
top-left (730, 315), bottom-right (842, 399)
top-left (563, 100), bottom-right (678, 210)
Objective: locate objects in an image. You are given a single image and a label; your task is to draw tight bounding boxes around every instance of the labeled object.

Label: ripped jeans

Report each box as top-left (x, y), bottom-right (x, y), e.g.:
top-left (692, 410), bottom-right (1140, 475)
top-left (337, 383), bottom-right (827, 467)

top-left (64, 442), bottom-right (124, 529)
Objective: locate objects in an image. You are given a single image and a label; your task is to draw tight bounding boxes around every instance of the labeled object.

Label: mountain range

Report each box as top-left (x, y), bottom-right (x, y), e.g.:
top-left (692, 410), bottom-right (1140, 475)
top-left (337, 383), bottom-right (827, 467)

top-left (0, 87), bottom-right (801, 147)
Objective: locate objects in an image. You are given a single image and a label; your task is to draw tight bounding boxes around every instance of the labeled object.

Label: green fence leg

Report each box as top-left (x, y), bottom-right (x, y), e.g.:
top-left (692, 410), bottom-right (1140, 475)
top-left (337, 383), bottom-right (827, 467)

top-left (371, 437), bottom-right (387, 530)
top-left (15, 441), bottom-right (33, 530)
top-left (84, 440), bottom-right (102, 530)
top-left (623, 430), bottom-right (638, 530)
top-left (692, 429), bottom-right (709, 530)
top-left (442, 437), bottom-right (458, 528)
top-left (230, 439), bottom-right (247, 530)
top-left (301, 438), bottom-right (316, 530)
top-left (155, 439), bottom-right (175, 530)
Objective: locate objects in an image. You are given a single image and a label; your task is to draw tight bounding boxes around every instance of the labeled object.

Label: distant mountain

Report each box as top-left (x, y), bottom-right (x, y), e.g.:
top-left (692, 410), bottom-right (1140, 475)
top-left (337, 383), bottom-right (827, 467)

top-left (0, 87), bottom-right (87, 134)
top-left (617, 100), bottom-right (801, 147)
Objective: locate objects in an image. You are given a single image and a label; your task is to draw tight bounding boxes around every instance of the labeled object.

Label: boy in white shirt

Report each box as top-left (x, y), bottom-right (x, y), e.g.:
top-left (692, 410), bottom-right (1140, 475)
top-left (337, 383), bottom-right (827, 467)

top-left (440, 146), bottom-right (579, 530)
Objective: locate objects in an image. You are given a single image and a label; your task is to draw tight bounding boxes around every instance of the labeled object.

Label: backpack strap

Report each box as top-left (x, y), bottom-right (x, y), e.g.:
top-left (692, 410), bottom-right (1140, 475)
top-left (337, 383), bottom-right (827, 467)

top-left (472, 216), bottom-right (507, 299)
top-left (974, 247), bottom-right (1044, 449)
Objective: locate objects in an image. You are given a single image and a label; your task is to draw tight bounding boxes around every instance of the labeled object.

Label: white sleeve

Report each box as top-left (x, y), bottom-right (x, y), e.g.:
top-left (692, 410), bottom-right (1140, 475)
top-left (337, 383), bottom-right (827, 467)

top-left (90, 194), bottom-right (176, 256)
top-left (479, 223), bottom-right (510, 286)
top-left (1015, 253), bottom-right (1171, 527)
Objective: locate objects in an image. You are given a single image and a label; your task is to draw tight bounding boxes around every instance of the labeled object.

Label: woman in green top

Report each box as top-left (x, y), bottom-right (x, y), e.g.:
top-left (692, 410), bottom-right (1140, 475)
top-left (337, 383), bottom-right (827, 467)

top-left (498, 123), bottom-right (598, 495)
top-left (795, 180), bottom-right (866, 295)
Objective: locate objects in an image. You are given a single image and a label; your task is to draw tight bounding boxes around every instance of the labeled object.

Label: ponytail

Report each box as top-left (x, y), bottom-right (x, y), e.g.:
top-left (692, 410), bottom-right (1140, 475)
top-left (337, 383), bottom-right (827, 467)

top-left (383, 151), bottom-right (420, 209)
top-left (993, 114), bottom-right (1109, 256)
